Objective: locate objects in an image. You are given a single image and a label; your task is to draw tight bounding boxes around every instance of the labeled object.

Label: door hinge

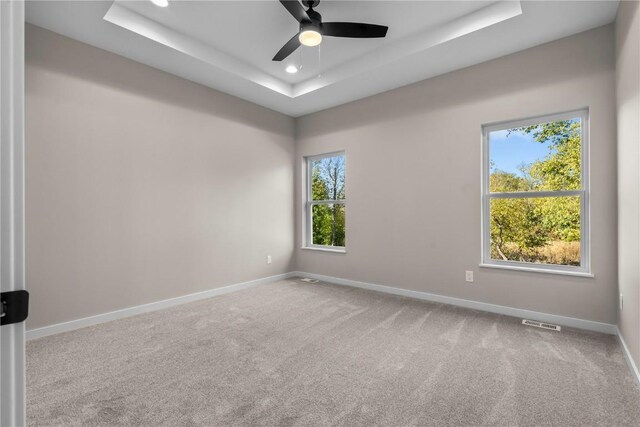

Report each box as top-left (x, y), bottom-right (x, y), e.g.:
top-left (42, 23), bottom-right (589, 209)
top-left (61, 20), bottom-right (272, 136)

top-left (0, 290), bottom-right (29, 326)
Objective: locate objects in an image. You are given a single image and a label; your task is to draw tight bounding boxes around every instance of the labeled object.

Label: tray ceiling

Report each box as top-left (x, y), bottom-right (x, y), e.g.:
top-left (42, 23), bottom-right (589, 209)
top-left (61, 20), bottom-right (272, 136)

top-left (26, 1), bottom-right (619, 116)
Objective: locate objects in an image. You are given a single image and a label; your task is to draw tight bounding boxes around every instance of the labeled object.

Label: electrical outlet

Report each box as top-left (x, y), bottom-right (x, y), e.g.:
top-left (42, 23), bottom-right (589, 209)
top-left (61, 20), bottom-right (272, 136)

top-left (465, 271), bottom-right (474, 283)
top-left (267, 255), bottom-right (272, 264)
top-left (620, 294), bottom-right (624, 311)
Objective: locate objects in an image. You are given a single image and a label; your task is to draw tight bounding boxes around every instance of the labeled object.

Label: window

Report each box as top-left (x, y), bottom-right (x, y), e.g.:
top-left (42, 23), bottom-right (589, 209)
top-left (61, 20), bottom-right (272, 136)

top-left (481, 110), bottom-right (590, 275)
top-left (305, 152), bottom-right (346, 251)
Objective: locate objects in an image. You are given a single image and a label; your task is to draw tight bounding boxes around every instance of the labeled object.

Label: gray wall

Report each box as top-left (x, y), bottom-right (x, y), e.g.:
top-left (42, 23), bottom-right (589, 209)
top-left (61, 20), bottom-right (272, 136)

top-left (25, 25), bottom-right (296, 329)
top-left (26, 23), bottom-right (621, 331)
top-left (616, 0), bottom-right (640, 367)
top-left (295, 26), bottom-right (618, 324)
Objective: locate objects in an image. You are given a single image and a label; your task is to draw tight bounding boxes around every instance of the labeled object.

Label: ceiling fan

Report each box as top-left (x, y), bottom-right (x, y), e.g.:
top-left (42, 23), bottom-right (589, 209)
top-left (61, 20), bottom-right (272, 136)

top-left (273, 0), bottom-right (389, 61)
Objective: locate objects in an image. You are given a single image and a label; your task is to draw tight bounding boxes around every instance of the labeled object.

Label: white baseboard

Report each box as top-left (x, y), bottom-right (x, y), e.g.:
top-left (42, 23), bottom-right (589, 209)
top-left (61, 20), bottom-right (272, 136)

top-left (617, 327), bottom-right (640, 387)
top-left (27, 269), bottom-right (618, 338)
top-left (292, 271), bottom-right (617, 335)
top-left (27, 270), bottom-right (635, 386)
top-left (26, 272), bottom-right (297, 341)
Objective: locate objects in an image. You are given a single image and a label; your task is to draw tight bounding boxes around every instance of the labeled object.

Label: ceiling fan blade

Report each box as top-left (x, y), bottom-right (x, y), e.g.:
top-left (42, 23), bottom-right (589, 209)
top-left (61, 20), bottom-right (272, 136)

top-left (279, 0), bottom-right (309, 23)
top-left (272, 33), bottom-right (301, 61)
top-left (322, 22), bottom-right (388, 38)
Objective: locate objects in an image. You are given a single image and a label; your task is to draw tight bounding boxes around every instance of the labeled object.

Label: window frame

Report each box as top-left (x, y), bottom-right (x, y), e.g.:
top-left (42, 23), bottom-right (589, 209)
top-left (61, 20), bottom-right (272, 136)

top-left (480, 109), bottom-right (591, 277)
top-left (304, 151), bottom-right (346, 253)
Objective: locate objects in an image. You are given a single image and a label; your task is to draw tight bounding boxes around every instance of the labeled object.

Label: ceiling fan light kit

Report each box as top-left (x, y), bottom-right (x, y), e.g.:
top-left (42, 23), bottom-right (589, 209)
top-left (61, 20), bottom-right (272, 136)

top-left (273, 0), bottom-right (388, 61)
top-left (299, 29), bottom-right (322, 47)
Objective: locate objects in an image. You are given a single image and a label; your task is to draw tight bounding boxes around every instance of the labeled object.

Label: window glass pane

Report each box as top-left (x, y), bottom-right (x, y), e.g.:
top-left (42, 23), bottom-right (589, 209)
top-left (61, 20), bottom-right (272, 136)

top-left (489, 196), bottom-right (580, 266)
top-left (489, 118), bottom-right (582, 192)
top-left (311, 155), bottom-right (345, 201)
top-left (312, 203), bottom-right (345, 247)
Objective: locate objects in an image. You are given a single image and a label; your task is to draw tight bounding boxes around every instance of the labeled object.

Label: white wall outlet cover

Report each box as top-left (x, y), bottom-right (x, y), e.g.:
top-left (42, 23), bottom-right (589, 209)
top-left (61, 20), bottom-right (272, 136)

top-left (267, 255), bottom-right (272, 264)
top-left (465, 271), bottom-right (474, 282)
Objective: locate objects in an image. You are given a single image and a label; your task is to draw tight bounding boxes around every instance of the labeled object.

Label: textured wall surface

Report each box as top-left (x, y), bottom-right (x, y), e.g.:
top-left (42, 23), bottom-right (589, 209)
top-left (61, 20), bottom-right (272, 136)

top-left (25, 25), bottom-right (296, 329)
top-left (26, 23), bottom-right (622, 332)
top-left (296, 26), bottom-right (618, 324)
top-left (616, 0), bottom-right (640, 367)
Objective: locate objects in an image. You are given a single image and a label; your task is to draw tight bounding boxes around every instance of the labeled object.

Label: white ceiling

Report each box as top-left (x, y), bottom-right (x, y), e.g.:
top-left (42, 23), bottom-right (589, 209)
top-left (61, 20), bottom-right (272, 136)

top-left (118, 0), bottom-right (497, 84)
top-left (26, 1), bottom-right (619, 117)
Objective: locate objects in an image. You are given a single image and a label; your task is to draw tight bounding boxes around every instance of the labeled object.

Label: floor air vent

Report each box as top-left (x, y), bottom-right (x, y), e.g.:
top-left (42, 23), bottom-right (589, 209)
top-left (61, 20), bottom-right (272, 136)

top-left (522, 319), bottom-right (561, 332)
top-left (300, 277), bottom-right (320, 284)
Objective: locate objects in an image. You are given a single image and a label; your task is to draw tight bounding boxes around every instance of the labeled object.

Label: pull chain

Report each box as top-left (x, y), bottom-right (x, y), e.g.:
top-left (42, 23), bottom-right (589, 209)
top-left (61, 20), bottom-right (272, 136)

top-left (317, 43), bottom-right (322, 78)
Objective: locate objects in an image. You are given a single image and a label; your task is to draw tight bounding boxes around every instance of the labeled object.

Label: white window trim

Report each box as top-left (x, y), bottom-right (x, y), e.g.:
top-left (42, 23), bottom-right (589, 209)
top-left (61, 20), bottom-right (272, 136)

top-left (480, 109), bottom-right (591, 276)
top-left (304, 151), bottom-right (346, 252)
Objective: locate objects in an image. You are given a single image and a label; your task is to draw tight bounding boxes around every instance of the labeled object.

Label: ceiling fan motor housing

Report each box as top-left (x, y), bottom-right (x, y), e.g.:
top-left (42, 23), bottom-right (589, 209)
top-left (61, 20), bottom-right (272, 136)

top-left (300, 8), bottom-right (322, 33)
top-left (272, 0), bottom-right (388, 61)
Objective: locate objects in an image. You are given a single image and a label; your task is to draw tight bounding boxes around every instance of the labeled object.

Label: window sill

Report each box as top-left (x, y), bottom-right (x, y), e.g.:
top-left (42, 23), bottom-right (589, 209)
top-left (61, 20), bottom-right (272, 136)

top-left (479, 263), bottom-right (593, 278)
top-left (301, 246), bottom-right (347, 254)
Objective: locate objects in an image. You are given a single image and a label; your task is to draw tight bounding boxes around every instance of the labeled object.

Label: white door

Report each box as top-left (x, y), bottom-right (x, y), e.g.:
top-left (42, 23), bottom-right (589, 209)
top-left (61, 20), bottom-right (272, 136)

top-left (1, 1), bottom-right (26, 426)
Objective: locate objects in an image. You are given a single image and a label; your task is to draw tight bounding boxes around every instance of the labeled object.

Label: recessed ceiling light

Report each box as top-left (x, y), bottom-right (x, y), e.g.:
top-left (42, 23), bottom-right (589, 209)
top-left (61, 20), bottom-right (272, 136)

top-left (285, 65), bottom-right (298, 74)
top-left (150, 0), bottom-right (169, 7)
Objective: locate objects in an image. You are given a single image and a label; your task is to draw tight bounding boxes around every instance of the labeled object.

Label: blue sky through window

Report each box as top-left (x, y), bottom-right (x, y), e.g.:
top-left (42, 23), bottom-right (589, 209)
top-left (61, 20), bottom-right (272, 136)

top-left (489, 129), bottom-right (553, 177)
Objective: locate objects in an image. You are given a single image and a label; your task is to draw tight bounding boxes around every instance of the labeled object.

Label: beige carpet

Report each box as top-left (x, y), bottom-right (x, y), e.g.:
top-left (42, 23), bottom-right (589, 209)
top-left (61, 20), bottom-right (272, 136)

top-left (27, 278), bottom-right (640, 426)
